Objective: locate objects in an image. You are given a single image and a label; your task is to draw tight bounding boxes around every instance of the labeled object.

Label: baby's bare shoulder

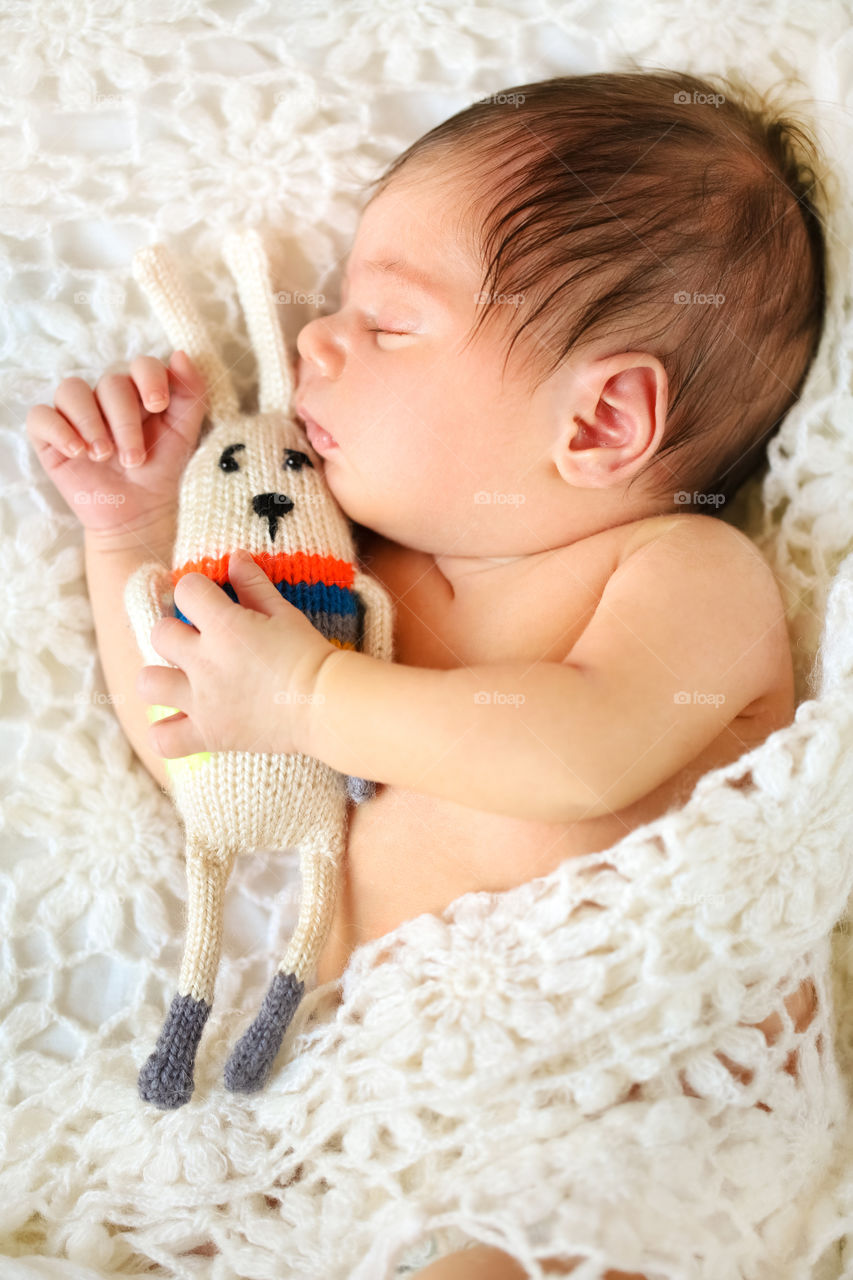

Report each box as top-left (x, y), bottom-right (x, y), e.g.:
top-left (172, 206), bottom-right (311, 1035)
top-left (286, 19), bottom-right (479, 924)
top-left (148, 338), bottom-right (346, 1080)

top-left (613, 512), bottom-right (788, 628)
top-left (560, 512), bottom-right (793, 810)
top-left (613, 510), bottom-right (765, 571)
top-left (567, 510), bottom-right (790, 700)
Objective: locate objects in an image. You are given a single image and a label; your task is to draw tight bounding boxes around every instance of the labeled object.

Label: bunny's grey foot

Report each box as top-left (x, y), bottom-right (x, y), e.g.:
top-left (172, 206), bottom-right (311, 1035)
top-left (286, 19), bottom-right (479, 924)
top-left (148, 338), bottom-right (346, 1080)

top-left (224, 970), bottom-right (304, 1094)
top-left (138, 992), bottom-right (211, 1110)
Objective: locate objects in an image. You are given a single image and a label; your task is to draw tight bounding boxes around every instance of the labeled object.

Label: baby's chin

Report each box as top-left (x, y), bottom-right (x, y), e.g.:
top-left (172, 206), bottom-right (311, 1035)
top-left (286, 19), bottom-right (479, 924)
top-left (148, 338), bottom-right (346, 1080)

top-left (318, 467), bottom-right (442, 553)
top-left (318, 461), bottom-right (381, 535)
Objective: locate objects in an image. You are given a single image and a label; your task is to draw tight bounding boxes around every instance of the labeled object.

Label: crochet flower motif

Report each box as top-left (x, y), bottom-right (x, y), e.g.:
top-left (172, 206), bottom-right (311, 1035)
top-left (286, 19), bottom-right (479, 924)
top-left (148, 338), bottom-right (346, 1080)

top-left (361, 903), bottom-right (562, 1079)
top-left (306, 3), bottom-right (488, 82)
top-left (4, 0), bottom-right (138, 106)
top-left (153, 81), bottom-right (342, 225)
top-left (0, 509), bottom-right (91, 715)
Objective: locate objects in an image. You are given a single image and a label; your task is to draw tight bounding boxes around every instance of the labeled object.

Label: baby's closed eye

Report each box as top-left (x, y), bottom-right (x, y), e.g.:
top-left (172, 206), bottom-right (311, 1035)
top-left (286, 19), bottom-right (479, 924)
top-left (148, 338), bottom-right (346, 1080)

top-left (364, 326), bottom-right (417, 347)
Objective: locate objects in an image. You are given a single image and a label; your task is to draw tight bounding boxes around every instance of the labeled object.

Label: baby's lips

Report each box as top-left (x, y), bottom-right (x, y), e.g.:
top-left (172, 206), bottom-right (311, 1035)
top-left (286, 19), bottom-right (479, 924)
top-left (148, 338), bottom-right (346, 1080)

top-left (296, 403), bottom-right (338, 451)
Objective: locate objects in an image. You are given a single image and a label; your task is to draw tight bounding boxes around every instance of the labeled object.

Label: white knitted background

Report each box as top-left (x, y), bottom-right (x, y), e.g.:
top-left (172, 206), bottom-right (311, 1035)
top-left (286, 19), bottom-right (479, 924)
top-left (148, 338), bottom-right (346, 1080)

top-left (3, 3), bottom-right (853, 1278)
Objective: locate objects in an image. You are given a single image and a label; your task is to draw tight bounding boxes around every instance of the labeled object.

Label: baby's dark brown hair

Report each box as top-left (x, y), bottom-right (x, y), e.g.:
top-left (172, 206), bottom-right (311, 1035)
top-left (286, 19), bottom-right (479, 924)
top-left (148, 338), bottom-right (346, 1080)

top-left (360, 69), bottom-right (827, 512)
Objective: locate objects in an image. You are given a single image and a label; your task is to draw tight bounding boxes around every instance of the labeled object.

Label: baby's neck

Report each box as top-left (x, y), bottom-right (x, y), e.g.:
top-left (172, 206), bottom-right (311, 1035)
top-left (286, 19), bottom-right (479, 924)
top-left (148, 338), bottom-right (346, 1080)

top-left (431, 551), bottom-right (529, 599)
top-left (356, 524), bottom-right (564, 603)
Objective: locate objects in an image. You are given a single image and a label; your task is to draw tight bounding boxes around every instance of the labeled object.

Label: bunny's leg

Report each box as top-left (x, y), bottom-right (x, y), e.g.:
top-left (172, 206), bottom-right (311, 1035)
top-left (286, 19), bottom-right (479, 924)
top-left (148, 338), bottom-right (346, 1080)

top-left (139, 839), bottom-right (236, 1109)
top-left (224, 827), bottom-right (342, 1093)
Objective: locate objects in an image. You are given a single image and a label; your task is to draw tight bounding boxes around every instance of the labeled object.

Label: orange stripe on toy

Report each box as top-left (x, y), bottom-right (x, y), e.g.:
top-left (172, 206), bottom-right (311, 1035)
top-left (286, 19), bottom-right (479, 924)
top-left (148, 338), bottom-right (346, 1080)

top-left (172, 551), bottom-right (356, 589)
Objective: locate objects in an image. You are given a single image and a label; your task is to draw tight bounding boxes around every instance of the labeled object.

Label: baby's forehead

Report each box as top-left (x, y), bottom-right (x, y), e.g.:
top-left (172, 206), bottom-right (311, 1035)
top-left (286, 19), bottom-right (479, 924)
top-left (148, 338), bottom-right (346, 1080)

top-left (343, 179), bottom-right (533, 374)
top-left (356, 163), bottom-right (482, 254)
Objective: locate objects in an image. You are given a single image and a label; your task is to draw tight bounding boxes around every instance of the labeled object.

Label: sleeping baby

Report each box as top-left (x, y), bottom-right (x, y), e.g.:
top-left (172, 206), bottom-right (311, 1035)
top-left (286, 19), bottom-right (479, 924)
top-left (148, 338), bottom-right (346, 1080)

top-left (26, 68), bottom-right (825, 1279)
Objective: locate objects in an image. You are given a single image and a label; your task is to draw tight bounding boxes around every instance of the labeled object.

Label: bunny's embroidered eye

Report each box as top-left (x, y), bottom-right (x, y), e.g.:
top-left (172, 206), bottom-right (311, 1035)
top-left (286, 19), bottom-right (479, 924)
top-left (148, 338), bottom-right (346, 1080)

top-left (219, 443), bottom-right (246, 472)
top-left (284, 449), bottom-right (314, 472)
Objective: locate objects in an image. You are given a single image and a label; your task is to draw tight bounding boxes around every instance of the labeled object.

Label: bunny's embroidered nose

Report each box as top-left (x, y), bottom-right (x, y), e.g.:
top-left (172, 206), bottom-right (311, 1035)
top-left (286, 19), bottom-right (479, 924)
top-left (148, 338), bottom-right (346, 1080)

top-left (253, 492), bottom-right (295, 541)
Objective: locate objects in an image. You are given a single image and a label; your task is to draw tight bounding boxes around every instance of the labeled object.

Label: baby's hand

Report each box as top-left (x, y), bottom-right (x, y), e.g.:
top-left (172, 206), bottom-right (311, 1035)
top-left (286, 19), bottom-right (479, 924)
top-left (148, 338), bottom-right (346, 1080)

top-left (26, 351), bottom-right (207, 544)
top-left (137, 550), bottom-right (338, 759)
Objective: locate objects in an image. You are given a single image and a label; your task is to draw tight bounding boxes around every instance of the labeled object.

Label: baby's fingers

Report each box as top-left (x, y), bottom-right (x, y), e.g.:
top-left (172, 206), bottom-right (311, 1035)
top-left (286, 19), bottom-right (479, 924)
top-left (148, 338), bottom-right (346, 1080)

top-left (128, 354), bottom-right (171, 416)
top-left (160, 350), bottom-right (208, 448)
top-left (25, 401), bottom-right (88, 464)
top-left (92, 373), bottom-right (146, 467)
top-left (30, 376), bottom-right (113, 462)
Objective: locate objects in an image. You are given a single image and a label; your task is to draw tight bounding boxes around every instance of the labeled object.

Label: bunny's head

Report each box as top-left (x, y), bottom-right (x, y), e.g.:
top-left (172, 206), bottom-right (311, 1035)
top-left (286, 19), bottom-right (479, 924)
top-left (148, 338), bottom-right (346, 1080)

top-left (173, 410), bottom-right (355, 568)
top-left (132, 228), bottom-right (356, 570)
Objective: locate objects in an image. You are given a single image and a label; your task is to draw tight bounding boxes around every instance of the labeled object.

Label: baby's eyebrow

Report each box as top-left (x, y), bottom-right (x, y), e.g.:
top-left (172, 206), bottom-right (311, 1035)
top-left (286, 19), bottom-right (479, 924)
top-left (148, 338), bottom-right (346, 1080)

top-left (344, 256), bottom-right (449, 302)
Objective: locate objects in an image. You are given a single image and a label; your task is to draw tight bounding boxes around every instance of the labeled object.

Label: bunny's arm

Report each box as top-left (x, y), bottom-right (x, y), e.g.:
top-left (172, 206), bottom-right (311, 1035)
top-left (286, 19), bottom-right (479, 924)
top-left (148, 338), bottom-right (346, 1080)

top-left (123, 561), bottom-right (211, 794)
top-left (342, 572), bottom-right (395, 806)
top-left (124, 561), bottom-right (175, 668)
top-left (352, 570), bottom-right (395, 664)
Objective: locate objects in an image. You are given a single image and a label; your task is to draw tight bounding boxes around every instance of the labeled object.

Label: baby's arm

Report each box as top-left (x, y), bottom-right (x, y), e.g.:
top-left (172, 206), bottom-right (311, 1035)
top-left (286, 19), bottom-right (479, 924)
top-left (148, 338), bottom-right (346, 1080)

top-left (308, 647), bottom-right (604, 821)
top-left (86, 523), bottom-right (176, 793)
top-left (27, 352), bottom-right (208, 793)
top-left (303, 518), bottom-right (787, 822)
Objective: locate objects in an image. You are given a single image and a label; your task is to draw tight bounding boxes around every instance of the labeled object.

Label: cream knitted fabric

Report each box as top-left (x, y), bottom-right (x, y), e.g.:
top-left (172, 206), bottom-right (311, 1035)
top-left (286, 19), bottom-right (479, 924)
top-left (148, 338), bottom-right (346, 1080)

top-left (124, 231), bottom-right (394, 1108)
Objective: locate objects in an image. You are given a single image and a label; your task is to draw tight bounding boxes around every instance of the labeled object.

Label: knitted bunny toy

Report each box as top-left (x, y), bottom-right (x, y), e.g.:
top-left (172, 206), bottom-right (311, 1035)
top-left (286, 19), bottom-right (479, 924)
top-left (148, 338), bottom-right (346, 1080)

top-left (125, 229), bottom-right (394, 1110)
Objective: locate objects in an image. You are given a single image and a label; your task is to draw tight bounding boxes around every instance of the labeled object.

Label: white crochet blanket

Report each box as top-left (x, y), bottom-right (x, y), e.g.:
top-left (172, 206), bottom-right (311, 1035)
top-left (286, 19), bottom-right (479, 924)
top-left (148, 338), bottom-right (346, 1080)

top-left (4, 3), bottom-right (853, 1277)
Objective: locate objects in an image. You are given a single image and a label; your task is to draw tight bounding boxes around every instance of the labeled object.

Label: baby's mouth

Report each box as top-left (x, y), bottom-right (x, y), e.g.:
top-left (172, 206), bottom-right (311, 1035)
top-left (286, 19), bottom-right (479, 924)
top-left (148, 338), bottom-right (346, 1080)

top-left (296, 406), bottom-right (338, 454)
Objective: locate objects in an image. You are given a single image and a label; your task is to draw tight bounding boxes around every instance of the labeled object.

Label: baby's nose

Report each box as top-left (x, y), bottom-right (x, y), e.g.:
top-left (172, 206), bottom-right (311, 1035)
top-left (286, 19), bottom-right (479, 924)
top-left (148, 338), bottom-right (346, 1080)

top-left (296, 314), bottom-right (342, 379)
top-left (253, 492), bottom-right (294, 542)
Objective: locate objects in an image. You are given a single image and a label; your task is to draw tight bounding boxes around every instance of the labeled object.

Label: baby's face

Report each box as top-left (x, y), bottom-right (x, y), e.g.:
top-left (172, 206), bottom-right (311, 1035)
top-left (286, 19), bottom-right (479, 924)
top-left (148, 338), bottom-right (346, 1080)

top-left (294, 171), bottom-right (574, 556)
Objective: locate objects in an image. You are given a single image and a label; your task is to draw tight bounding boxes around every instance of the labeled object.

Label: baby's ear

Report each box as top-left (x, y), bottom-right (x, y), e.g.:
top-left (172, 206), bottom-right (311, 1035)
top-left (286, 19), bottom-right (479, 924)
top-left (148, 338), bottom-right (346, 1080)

top-left (556, 352), bottom-right (668, 490)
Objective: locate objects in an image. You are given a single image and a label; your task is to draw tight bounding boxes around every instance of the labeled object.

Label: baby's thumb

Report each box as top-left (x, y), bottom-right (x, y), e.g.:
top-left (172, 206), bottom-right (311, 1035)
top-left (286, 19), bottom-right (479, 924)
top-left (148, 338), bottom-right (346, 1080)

top-left (227, 550), bottom-right (280, 614)
top-left (164, 350), bottom-right (208, 442)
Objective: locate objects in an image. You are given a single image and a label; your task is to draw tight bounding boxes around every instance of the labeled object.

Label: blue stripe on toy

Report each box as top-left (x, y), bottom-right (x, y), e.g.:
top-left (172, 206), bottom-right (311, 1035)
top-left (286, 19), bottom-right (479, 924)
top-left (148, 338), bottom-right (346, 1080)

top-left (273, 581), bottom-right (359, 614)
top-left (174, 580), bottom-right (359, 626)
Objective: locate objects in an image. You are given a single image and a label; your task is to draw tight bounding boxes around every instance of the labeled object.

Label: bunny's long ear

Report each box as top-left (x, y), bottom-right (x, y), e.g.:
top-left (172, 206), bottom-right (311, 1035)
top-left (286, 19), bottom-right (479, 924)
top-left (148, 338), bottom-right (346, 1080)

top-left (132, 243), bottom-right (239, 419)
top-left (221, 229), bottom-right (295, 415)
